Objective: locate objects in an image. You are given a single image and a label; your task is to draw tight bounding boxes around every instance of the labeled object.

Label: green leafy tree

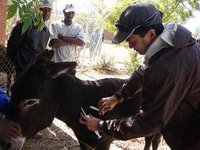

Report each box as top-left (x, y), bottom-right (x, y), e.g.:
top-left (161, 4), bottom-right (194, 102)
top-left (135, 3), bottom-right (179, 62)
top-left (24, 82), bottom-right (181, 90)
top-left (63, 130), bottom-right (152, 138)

top-left (105, 0), bottom-right (200, 33)
top-left (104, 0), bottom-right (133, 32)
top-left (7, 0), bottom-right (45, 34)
top-left (104, 0), bottom-right (200, 72)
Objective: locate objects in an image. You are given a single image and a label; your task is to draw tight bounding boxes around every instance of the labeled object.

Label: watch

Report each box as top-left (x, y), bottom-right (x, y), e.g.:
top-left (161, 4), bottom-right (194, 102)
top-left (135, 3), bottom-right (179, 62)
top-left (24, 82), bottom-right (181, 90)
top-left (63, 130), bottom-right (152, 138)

top-left (98, 120), bottom-right (104, 131)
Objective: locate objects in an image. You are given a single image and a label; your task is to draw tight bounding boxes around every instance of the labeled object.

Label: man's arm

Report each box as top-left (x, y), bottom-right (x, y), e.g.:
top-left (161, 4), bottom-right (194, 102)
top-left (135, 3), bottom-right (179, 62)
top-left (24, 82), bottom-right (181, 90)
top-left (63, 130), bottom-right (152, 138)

top-left (49, 34), bottom-right (85, 48)
top-left (49, 38), bottom-right (66, 48)
top-left (7, 23), bottom-right (24, 61)
top-left (98, 65), bottom-right (183, 140)
top-left (58, 34), bottom-right (85, 46)
top-left (81, 66), bottom-right (177, 140)
top-left (98, 66), bottom-right (145, 115)
top-left (114, 65), bottom-right (146, 101)
top-left (49, 23), bottom-right (85, 48)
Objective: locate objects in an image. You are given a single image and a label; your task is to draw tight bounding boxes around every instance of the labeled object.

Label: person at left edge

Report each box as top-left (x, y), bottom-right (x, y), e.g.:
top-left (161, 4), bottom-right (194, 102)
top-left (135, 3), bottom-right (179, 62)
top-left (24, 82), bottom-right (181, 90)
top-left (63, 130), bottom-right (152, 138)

top-left (7, 0), bottom-right (53, 77)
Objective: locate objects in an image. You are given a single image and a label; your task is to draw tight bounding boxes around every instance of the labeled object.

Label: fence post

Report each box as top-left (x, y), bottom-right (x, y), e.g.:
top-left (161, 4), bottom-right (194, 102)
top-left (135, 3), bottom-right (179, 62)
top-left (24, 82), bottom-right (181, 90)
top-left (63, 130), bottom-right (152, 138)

top-left (0, 0), bottom-right (7, 45)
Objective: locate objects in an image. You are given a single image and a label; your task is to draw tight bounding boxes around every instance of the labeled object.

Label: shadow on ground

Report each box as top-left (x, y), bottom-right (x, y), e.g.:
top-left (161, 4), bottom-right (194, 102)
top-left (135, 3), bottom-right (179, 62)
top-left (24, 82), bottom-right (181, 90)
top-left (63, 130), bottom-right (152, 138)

top-left (22, 119), bottom-right (80, 150)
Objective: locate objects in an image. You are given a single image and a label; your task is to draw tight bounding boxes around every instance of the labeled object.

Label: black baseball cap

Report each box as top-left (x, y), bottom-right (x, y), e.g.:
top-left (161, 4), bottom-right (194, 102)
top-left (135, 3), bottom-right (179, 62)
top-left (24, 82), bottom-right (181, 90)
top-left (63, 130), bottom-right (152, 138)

top-left (112, 3), bottom-right (162, 44)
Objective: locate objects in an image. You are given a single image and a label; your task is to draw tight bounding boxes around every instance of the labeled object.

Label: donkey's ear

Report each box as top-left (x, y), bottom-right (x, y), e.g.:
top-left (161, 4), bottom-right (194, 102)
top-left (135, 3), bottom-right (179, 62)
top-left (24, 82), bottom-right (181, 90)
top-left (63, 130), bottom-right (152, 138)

top-left (39, 49), bottom-right (54, 60)
top-left (34, 49), bottom-right (54, 65)
top-left (43, 62), bottom-right (77, 78)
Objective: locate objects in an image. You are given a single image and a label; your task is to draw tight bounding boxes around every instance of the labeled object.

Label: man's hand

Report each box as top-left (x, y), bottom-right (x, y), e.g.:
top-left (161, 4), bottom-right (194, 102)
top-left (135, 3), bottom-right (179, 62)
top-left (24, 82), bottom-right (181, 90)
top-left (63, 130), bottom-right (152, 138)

top-left (58, 34), bottom-right (65, 40)
top-left (79, 113), bottom-right (101, 132)
top-left (98, 95), bottom-right (120, 115)
top-left (0, 119), bottom-right (22, 139)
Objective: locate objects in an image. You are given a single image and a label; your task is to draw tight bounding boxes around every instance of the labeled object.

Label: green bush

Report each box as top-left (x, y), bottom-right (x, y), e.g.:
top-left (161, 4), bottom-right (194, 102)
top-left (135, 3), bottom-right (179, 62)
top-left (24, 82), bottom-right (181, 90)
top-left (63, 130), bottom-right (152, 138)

top-left (125, 50), bottom-right (141, 74)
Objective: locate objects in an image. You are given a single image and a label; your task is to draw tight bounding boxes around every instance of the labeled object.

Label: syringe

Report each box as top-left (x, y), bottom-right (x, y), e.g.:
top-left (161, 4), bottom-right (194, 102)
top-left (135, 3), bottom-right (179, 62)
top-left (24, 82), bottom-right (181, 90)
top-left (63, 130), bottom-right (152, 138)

top-left (81, 107), bottom-right (102, 139)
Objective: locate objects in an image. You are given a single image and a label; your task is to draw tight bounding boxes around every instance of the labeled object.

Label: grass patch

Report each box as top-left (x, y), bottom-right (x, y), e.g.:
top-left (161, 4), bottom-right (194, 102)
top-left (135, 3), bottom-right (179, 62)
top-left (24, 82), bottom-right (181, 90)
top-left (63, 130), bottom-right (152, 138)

top-left (92, 55), bottom-right (120, 74)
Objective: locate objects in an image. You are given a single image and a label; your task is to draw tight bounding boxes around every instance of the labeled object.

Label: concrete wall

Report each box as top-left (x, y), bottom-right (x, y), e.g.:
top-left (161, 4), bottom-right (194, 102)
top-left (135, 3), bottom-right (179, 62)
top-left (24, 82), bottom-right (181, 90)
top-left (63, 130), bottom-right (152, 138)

top-left (0, 0), bottom-right (7, 45)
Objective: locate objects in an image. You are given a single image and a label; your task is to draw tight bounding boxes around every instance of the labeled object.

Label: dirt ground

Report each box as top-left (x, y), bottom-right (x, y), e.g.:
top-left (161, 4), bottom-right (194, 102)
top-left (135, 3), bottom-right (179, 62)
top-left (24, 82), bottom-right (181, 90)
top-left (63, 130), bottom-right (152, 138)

top-left (22, 118), bottom-right (170, 150)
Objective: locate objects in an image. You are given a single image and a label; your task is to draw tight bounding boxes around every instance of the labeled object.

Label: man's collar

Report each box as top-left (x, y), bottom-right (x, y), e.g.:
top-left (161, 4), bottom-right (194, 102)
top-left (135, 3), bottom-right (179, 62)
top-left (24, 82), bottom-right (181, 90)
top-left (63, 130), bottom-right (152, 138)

top-left (144, 23), bottom-right (177, 64)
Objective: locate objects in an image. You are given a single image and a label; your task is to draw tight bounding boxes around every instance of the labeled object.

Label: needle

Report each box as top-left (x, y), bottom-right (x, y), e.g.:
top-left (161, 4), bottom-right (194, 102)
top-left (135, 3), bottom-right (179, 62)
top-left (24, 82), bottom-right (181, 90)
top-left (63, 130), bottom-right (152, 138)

top-left (89, 105), bottom-right (99, 112)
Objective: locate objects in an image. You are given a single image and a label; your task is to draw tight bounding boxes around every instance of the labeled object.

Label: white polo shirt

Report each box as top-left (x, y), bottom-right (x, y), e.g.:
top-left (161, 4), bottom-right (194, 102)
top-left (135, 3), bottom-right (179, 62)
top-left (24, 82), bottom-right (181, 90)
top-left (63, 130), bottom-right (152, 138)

top-left (50, 21), bottom-right (85, 62)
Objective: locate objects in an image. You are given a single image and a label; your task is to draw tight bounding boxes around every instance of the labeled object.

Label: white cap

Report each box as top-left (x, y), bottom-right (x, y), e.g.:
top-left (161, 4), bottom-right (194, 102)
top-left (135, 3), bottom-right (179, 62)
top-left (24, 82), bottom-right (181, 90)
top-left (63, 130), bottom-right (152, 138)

top-left (64, 4), bottom-right (75, 13)
top-left (197, 34), bottom-right (200, 40)
top-left (40, 0), bottom-right (53, 9)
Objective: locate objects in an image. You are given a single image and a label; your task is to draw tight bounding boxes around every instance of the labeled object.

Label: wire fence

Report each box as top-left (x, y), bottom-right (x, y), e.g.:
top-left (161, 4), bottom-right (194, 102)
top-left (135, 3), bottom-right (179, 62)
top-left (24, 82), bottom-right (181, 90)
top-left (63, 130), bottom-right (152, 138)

top-left (0, 44), bottom-right (16, 95)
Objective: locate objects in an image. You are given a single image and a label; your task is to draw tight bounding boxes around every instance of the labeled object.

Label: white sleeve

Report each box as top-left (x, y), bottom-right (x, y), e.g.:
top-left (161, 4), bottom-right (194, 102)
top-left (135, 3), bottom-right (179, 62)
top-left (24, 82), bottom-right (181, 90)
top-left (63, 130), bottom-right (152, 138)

top-left (50, 23), bottom-right (59, 40)
top-left (76, 26), bottom-right (85, 42)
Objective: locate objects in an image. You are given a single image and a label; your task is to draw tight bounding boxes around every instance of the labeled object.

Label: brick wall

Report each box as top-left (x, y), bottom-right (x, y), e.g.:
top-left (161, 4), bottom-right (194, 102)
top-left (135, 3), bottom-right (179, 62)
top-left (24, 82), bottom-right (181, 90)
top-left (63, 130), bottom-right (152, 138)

top-left (0, 0), bottom-right (7, 45)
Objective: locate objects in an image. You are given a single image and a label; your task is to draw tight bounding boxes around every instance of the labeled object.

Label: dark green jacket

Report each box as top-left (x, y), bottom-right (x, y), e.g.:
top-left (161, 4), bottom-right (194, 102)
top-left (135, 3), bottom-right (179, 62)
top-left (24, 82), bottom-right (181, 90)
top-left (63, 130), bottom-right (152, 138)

top-left (103, 25), bottom-right (200, 150)
top-left (7, 23), bottom-right (50, 69)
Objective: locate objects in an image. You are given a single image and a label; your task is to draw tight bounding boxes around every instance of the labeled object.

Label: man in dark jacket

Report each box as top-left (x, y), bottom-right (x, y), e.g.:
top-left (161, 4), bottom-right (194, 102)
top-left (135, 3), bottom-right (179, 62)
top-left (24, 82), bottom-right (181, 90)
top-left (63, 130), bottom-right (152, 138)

top-left (7, 0), bottom-right (52, 77)
top-left (80, 3), bottom-right (200, 150)
top-left (197, 34), bottom-right (200, 46)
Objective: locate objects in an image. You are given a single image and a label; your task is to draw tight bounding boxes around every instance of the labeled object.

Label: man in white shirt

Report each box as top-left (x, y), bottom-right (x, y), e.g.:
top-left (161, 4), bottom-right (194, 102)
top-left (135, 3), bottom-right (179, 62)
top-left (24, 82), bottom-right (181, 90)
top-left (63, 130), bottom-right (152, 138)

top-left (49, 4), bottom-right (85, 64)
